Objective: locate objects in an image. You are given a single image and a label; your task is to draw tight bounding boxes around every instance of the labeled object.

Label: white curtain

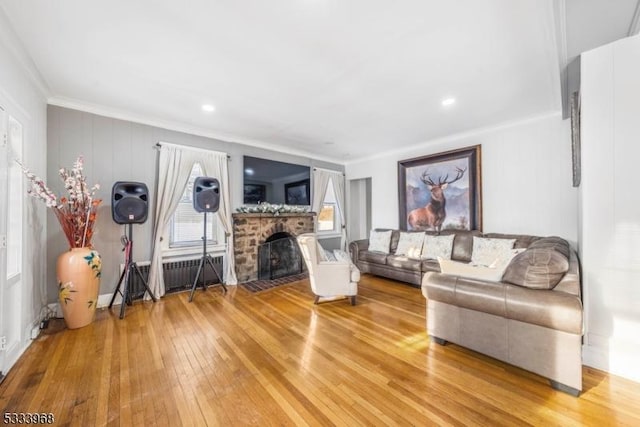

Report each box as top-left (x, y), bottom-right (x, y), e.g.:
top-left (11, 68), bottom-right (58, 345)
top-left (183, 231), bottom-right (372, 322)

top-left (148, 143), bottom-right (236, 298)
top-left (312, 168), bottom-right (347, 250)
top-left (200, 151), bottom-right (238, 285)
top-left (331, 173), bottom-right (347, 250)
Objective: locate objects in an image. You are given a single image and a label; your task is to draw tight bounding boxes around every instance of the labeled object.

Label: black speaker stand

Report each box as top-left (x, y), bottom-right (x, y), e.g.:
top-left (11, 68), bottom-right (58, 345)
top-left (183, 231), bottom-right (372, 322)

top-left (189, 210), bottom-right (227, 302)
top-left (109, 223), bottom-right (157, 318)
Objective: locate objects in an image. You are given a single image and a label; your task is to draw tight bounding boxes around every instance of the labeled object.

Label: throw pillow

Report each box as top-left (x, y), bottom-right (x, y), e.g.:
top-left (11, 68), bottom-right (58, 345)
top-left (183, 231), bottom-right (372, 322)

top-left (394, 232), bottom-right (425, 258)
top-left (471, 237), bottom-right (516, 267)
top-left (325, 250), bottom-right (337, 262)
top-left (421, 234), bottom-right (455, 260)
top-left (488, 248), bottom-right (527, 269)
top-left (368, 230), bottom-right (392, 253)
top-left (503, 237), bottom-right (570, 289)
top-left (406, 246), bottom-right (422, 259)
top-left (333, 249), bottom-right (352, 263)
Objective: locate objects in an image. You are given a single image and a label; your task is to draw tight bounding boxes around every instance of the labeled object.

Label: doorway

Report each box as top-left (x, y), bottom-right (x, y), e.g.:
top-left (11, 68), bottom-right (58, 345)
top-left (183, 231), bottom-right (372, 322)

top-left (348, 177), bottom-right (372, 242)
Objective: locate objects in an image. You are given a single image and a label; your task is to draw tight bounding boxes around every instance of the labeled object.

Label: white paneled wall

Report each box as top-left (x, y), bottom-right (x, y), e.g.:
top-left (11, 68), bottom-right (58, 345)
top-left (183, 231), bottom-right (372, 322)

top-left (47, 106), bottom-right (343, 303)
top-left (346, 113), bottom-right (578, 245)
top-left (580, 34), bottom-right (640, 383)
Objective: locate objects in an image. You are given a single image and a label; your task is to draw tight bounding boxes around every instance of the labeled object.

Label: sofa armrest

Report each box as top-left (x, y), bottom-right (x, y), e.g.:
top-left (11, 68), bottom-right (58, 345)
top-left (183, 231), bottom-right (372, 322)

top-left (553, 250), bottom-right (581, 297)
top-left (349, 239), bottom-right (369, 263)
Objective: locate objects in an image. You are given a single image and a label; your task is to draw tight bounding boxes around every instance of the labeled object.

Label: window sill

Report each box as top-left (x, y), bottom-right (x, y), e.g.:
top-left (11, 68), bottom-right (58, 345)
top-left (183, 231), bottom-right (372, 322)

top-left (162, 243), bottom-right (226, 261)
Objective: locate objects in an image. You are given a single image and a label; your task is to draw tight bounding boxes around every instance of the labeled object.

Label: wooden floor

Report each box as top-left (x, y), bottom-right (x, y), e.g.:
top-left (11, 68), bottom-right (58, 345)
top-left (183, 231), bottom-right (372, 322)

top-left (1, 274), bottom-right (639, 426)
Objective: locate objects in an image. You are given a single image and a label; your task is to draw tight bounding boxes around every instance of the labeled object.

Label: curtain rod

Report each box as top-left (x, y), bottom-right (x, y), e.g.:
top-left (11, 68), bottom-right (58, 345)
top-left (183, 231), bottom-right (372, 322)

top-left (154, 142), bottom-right (230, 158)
top-left (313, 166), bottom-right (345, 176)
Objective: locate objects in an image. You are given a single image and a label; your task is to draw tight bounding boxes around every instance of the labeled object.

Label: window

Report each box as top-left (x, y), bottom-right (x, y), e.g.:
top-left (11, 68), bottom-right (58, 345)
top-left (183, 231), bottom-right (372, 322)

top-left (318, 203), bottom-right (336, 232)
top-left (317, 178), bottom-right (340, 234)
top-left (170, 163), bottom-right (217, 247)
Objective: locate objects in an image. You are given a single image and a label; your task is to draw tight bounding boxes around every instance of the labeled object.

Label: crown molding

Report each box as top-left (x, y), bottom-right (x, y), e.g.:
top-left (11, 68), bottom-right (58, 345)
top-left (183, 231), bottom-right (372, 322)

top-left (47, 96), bottom-right (345, 165)
top-left (344, 110), bottom-right (563, 166)
top-left (0, 6), bottom-right (51, 99)
top-left (629, 0), bottom-right (640, 36)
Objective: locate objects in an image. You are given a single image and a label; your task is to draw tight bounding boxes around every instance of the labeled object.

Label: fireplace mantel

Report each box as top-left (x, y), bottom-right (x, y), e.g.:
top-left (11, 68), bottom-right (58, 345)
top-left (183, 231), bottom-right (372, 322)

top-left (233, 212), bottom-right (315, 219)
top-left (232, 212), bottom-right (315, 282)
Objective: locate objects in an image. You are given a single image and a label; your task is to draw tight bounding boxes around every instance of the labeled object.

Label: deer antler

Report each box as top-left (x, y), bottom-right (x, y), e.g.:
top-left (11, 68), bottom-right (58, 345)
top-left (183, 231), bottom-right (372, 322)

top-left (438, 166), bottom-right (467, 186)
top-left (420, 169), bottom-right (437, 186)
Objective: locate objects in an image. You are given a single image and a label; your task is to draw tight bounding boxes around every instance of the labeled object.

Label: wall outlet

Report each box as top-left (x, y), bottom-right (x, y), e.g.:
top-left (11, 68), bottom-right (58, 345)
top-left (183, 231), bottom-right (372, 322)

top-left (47, 302), bottom-right (62, 319)
top-left (0, 336), bottom-right (6, 351)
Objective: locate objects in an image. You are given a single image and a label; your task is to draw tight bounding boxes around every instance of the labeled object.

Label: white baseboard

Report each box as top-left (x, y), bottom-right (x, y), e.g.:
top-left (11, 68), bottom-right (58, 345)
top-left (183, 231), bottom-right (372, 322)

top-left (47, 293), bottom-right (123, 320)
top-left (582, 335), bottom-right (640, 383)
top-left (48, 282), bottom-right (238, 319)
top-left (98, 292), bottom-right (120, 308)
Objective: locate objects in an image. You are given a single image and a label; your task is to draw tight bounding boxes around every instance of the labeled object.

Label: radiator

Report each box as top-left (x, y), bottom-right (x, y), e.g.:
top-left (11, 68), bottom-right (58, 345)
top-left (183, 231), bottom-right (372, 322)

top-left (124, 256), bottom-right (224, 299)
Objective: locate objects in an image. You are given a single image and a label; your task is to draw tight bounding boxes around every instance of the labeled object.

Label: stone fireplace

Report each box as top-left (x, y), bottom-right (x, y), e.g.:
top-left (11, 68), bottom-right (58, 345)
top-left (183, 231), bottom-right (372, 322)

top-left (232, 212), bottom-right (315, 282)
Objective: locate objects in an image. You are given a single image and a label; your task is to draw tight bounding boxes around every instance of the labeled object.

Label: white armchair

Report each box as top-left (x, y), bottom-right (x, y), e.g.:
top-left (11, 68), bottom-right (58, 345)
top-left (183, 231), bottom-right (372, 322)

top-left (296, 233), bottom-right (359, 305)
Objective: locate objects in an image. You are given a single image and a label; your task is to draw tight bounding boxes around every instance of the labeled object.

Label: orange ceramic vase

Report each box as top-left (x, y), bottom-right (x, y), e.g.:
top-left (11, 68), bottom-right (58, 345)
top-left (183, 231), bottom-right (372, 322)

top-left (56, 247), bottom-right (102, 329)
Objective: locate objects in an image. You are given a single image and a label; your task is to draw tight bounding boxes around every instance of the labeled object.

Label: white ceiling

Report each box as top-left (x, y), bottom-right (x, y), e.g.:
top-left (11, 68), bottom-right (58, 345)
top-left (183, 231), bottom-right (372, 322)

top-left (1, 0), bottom-right (638, 163)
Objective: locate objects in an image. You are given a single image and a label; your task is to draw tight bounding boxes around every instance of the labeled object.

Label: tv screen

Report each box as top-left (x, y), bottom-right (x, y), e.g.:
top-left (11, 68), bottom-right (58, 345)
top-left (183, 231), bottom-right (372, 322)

top-left (243, 156), bottom-right (311, 205)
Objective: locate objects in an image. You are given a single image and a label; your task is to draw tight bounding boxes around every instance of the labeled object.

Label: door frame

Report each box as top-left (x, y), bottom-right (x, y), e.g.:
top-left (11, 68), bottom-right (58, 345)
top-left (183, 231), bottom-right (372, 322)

top-left (0, 92), bottom-right (29, 377)
top-left (0, 104), bottom-right (7, 376)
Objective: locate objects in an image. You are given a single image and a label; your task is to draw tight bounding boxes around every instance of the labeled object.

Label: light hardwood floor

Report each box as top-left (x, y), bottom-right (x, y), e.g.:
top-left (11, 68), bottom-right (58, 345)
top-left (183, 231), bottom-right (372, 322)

top-left (1, 274), bottom-right (639, 426)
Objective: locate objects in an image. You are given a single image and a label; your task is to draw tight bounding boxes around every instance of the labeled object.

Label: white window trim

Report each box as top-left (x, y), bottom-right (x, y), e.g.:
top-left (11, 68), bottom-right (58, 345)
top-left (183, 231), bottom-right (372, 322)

top-left (161, 241), bottom-right (227, 261)
top-left (162, 219), bottom-right (227, 258)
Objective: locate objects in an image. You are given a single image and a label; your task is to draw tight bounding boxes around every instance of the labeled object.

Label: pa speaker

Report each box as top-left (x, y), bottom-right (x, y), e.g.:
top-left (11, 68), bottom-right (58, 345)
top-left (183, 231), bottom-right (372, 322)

top-left (112, 181), bottom-right (149, 224)
top-left (193, 177), bottom-right (220, 213)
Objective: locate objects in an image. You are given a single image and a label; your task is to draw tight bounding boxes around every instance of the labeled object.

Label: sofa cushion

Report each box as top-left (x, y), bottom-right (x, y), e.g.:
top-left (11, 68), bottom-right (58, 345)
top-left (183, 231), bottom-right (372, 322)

top-left (471, 237), bottom-right (516, 266)
top-left (395, 231), bottom-right (425, 257)
top-left (369, 230), bottom-right (392, 253)
top-left (439, 229), bottom-right (483, 262)
top-left (359, 251), bottom-right (388, 264)
top-left (527, 236), bottom-right (571, 258)
top-left (421, 234), bottom-right (454, 260)
top-left (503, 237), bottom-right (570, 290)
top-left (332, 249), bottom-right (351, 263)
top-left (386, 255), bottom-right (422, 272)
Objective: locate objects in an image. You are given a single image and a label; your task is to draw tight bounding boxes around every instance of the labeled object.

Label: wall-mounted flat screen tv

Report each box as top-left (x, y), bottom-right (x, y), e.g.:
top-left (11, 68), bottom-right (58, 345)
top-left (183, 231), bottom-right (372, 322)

top-left (243, 156), bottom-right (311, 205)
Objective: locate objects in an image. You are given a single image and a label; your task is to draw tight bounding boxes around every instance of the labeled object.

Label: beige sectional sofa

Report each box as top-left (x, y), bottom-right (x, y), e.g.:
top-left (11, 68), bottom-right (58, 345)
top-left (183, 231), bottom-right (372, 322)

top-left (349, 229), bottom-right (583, 395)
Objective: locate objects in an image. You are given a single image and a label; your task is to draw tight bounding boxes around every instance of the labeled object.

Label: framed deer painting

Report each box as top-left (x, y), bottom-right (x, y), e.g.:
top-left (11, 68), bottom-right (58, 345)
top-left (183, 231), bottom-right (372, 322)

top-left (398, 145), bottom-right (482, 232)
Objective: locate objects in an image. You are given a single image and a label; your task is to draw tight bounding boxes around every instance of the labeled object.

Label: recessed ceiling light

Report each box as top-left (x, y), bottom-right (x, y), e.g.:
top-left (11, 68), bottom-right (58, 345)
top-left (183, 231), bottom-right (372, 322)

top-left (244, 168), bottom-right (254, 176)
top-left (201, 104), bottom-right (216, 113)
top-left (441, 97), bottom-right (456, 107)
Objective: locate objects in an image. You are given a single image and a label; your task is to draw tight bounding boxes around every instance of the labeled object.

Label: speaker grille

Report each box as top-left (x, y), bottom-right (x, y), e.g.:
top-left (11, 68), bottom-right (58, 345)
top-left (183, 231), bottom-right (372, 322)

top-left (193, 177), bottom-right (220, 213)
top-left (112, 181), bottom-right (149, 224)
